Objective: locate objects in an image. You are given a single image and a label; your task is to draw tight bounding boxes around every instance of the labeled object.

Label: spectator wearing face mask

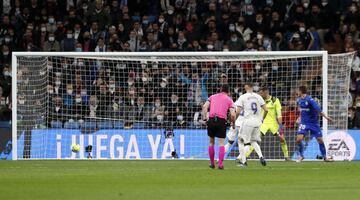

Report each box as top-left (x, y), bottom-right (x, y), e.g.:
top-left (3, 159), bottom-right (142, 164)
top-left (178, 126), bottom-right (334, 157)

top-left (226, 32), bottom-right (245, 51)
top-left (0, 45), bottom-right (11, 66)
top-left (81, 31), bottom-right (96, 52)
top-left (0, 65), bottom-right (11, 98)
top-left (61, 30), bottom-right (76, 51)
top-left (128, 96), bottom-right (151, 123)
top-left (150, 98), bottom-right (166, 126)
top-left (43, 33), bottom-right (60, 51)
top-left (49, 96), bottom-right (66, 123)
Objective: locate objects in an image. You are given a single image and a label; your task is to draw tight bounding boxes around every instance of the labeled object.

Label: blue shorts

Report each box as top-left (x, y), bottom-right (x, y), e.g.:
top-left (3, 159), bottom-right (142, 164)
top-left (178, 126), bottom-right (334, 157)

top-left (297, 124), bottom-right (322, 138)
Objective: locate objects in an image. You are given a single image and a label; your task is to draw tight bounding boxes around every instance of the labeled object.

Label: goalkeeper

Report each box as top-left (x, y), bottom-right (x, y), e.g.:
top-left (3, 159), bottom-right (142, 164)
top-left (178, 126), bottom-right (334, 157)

top-left (247, 87), bottom-right (290, 160)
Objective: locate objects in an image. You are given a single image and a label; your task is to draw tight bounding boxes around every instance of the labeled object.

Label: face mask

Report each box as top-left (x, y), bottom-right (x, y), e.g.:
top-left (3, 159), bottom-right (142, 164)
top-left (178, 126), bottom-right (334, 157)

top-left (223, 48), bottom-right (229, 51)
top-left (157, 115), bottom-right (164, 121)
top-left (5, 38), bottom-right (11, 43)
top-left (160, 82), bottom-right (166, 88)
top-left (159, 18), bottom-right (164, 23)
top-left (67, 34), bottom-right (73, 39)
top-left (3, 51), bottom-right (9, 56)
top-left (207, 44), bottom-right (214, 50)
top-left (76, 48), bottom-right (82, 52)
top-left (245, 0), bottom-right (252, 4)
top-left (55, 81), bottom-right (61, 86)
top-left (168, 9), bottom-right (174, 15)
top-left (303, 3), bottom-right (309, 8)
top-left (257, 34), bottom-right (263, 40)
top-left (255, 64), bottom-right (261, 70)
top-left (142, 77), bottom-right (148, 82)
top-left (19, 100), bottom-right (25, 105)
top-left (109, 84), bottom-right (116, 91)
top-left (48, 18), bottom-right (55, 24)
top-left (49, 37), bottom-right (55, 42)
top-left (246, 11), bottom-right (253, 15)
top-left (81, 90), bottom-right (87, 95)
top-left (129, 90), bottom-right (135, 95)
top-left (130, 99), bottom-right (135, 105)
top-left (177, 115), bottom-right (183, 121)
top-left (41, 27), bottom-right (47, 32)
top-left (171, 99), bottom-right (178, 104)
top-left (299, 27), bottom-right (306, 33)
top-left (256, 19), bottom-right (262, 24)
top-left (272, 66), bottom-right (279, 71)
top-left (322, 2), bottom-right (328, 6)
top-left (128, 81), bottom-right (134, 86)
top-left (48, 89), bottom-right (54, 94)
top-left (55, 106), bottom-right (60, 111)
top-left (231, 37), bottom-right (238, 42)
top-left (266, 0), bottom-right (273, 5)
top-left (155, 102), bottom-right (161, 107)
top-left (142, 20), bottom-right (149, 25)
top-left (229, 24), bottom-right (235, 32)
top-left (253, 85), bottom-right (260, 91)
top-left (75, 98), bottom-right (81, 103)
top-left (67, 90), bottom-right (73, 95)
top-left (3, 71), bottom-right (11, 77)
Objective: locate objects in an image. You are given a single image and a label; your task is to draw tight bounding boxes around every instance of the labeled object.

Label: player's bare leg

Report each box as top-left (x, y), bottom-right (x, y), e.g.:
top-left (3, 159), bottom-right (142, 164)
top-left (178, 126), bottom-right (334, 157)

top-left (218, 138), bottom-right (225, 169)
top-left (316, 137), bottom-right (333, 162)
top-left (296, 134), bottom-right (305, 162)
top-left (208, 137), bottom-right (215, 169)
top-left (278, 133), bottom-right (290, 161)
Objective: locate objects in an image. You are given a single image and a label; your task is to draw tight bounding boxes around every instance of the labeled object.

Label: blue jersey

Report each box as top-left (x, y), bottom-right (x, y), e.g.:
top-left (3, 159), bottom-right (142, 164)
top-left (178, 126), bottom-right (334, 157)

top-left (297, 95), bottom-right (322, 126)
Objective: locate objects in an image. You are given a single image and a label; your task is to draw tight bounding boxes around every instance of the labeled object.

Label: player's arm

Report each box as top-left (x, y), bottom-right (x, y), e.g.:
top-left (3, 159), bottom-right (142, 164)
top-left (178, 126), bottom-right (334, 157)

top-left (261, 104), bottom-right (268, 120)
top-left (202, 100), bottom-right (210, 121)
top-left (229, 107), bottom-right (236, 129)
top-left (320, 112), bottom-right (333, 122)
top-left (259, 96), bottom-right (268, 120)
top-left (310, 98), bottom-right (333, 122)
top-left (275, 99), bottom-right (283, 125)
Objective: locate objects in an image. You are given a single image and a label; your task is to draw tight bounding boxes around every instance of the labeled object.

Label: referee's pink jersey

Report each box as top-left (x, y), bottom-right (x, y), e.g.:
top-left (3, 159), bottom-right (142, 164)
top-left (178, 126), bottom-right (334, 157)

top-left (208, 92), bottom-right (234, 120)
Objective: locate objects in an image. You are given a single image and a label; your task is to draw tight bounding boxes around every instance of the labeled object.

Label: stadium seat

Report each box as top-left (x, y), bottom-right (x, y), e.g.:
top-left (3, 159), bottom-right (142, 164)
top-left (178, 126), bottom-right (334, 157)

top-left (114, 121), bottom-right (124, 129)
top-left (132, 122), bottom-right (145, 129)
top-left (97, 121), bottom-right (113, 129)
top-left (81, 121), bottom-right (97, 129)
top-left (63, 121), bottom-right (79, 129)
top-left (50, 120), bottom-right (63, 128)
top-left (0, 121), bottom-right (11, 128)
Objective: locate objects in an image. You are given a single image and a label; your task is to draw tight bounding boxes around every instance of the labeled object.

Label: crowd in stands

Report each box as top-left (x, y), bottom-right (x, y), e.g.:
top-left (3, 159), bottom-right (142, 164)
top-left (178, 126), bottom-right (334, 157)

top-left (1, 0), bottom-right (360, 129)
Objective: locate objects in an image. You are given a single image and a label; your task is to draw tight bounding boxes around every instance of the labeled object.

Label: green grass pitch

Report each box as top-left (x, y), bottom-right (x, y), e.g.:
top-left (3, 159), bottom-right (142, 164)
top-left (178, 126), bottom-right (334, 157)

top-left (0, 160), bottom-right (359, 200)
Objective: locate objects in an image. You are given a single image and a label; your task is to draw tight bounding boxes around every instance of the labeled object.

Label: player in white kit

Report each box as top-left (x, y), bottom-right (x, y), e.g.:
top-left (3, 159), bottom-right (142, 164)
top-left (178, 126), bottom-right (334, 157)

top-left (236, 83), bottom-right (268, 167)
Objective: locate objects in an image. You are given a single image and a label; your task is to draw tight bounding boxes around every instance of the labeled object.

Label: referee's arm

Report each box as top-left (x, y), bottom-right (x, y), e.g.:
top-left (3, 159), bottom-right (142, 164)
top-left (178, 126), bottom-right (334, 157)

top-left (202, 101), bottom-right (210, 121)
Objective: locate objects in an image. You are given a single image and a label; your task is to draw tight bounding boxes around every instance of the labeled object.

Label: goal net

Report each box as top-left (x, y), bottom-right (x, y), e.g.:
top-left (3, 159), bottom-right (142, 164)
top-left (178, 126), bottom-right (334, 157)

top-left (12, 51), bottom-right (355, 160)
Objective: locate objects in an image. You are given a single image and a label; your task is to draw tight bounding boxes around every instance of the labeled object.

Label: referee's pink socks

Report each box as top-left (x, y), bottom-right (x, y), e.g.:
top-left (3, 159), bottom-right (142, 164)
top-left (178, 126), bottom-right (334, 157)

top-left (218, 146), bottom-right (225, 167)
top-left (208, 146), bottom-right (215, 166)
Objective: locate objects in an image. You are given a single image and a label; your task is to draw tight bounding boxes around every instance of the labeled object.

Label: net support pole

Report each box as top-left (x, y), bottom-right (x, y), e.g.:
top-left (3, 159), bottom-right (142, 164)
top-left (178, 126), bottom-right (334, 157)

top-left (322, 51), bottom-right (328, 136)
top-left (12, 53), bottom-right (18, 160)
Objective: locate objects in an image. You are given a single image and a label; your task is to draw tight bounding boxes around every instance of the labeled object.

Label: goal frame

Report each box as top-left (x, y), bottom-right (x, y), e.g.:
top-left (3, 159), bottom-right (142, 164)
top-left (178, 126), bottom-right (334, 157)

top-left (11, 51), bottom-right (328, 160)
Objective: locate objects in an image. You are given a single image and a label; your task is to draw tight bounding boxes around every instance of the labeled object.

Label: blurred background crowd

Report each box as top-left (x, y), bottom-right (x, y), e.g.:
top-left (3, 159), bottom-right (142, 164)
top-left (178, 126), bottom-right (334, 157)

top-left (1, 0), bottom-right (360, 129)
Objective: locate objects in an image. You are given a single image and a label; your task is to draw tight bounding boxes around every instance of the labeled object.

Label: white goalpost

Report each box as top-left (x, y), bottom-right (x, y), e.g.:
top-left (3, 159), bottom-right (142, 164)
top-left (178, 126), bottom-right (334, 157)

top-left (11, 51), bottom-right (355, 160)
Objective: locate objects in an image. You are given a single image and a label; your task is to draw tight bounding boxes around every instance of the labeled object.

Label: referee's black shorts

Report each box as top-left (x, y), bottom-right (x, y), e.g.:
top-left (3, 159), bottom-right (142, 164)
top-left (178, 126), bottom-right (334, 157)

top-left (207, 117), bottom-right (227, 138)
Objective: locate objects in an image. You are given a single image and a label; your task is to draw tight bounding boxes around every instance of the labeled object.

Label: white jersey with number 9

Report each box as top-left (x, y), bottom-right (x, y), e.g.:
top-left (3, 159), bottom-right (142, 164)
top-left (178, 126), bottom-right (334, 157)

top-left (235, 92), bottom-right (265, 127)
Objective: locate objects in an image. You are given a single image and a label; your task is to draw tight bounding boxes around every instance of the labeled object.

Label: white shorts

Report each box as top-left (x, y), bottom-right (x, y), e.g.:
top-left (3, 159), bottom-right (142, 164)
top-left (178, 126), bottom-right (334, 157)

top-left (239, 124), bottom-right (261, 144)
top-left (226, 126), bottom-right (240, 141)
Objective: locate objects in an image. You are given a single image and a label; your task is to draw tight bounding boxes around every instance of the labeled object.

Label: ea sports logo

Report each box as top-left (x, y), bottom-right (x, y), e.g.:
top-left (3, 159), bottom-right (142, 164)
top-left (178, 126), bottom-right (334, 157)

top-left (326, 131), bottom-right (356, 161)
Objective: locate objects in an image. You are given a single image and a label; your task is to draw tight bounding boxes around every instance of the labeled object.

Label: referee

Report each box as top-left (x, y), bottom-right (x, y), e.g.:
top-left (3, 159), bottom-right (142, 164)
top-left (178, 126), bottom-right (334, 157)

top-left (202, 84), bottom-right (236, 169)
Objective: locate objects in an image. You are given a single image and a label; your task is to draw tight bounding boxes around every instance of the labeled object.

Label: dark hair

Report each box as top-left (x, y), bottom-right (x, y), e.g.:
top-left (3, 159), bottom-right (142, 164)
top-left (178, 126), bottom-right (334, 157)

top-left (244, 82), bottom-right (253, 87)
top-left (221, 84), bottom-right (230, 93)
top-left (299, 86), bottom-right (307, 94)
top-left (259, 87), bottom-right (269, 91)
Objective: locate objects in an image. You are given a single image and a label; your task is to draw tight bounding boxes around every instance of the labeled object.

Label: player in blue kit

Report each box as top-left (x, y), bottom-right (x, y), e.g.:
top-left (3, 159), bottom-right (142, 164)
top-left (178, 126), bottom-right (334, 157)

top-left (296, 86), bottom-right (333, 162)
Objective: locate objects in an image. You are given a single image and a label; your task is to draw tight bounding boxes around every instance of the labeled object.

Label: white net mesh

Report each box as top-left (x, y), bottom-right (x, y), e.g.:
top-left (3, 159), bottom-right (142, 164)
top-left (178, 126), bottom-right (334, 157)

top-left (13, 52), bottom-right (354, 160)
